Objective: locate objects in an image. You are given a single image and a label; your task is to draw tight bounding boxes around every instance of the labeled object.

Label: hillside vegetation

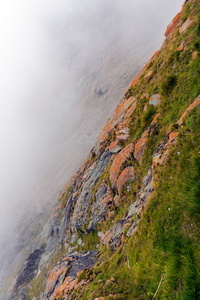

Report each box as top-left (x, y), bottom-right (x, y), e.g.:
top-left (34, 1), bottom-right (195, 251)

top-left (11, 0), bottom-right (200, 299)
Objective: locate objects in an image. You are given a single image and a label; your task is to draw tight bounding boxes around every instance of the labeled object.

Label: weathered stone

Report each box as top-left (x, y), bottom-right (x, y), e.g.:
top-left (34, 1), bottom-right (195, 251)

top-left (71, 149), bottom-right (112, 230)
top-left (179, 18), bottom-right (192, 35)
top-left (151, 113), bottom-right (161, 124)
top-left (43, 250), bottom-right (99, 299)
top-left (130, 51), bottom-right (160, 87)
top-left (134, 130), bottom-right (148, 164)
top-left (101, 219), bottom-right (130, 251)
top-left (110, 143), bottom-right (133, 188)
top-left (126, 219), bottom-right (138, 237)
top-left (177, 95), bottom-right (200, 125)
top-left (14, 244), bottom-right (46, 293)
top-left (88, 182), bottom-right (112, 230)
top-left (116, 122), bottom-right (130, 142)
top-left (117, 167), bottom-right (135, 194)
top-left (149, 94), bottom-right (161, 106)
top-left (165, 12), bottom-right (182, 39)
top-left (153, 132), bottom-right (178, 167)
top-left (178, 41), bottom-right (186, 51)
top-left (109, 140), bottom-right (121, 154)
top-left (113, 195), bottom-right (120, 208)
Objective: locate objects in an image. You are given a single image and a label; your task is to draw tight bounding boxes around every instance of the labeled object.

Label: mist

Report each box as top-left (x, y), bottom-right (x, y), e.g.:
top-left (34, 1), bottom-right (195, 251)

top-left (0, 0), bottom-right (183, 289)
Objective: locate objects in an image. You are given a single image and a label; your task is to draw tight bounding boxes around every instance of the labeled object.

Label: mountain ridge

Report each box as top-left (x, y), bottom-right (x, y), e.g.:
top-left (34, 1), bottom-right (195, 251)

top-left (7, 0), bottom-right (200, 298)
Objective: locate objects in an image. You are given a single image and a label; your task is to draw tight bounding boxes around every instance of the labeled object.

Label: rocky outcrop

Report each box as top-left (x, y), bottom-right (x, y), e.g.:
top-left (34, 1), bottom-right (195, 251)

top-left (88, 182), bottom-right (113, 230)
top-left (13, 244), bottom-right (46, 295)
top-left (42, 250), bottom-right (99, 300)
top-left (117, 167), bottom-right (135, 194)
top-left (109, 143), bottom-right (133, 188)
top-left (179, 18), bottom-right (192, 34)
top-left (131, 50), bottom-right (160, 88)
top-left (9, 2), bottom-right (200, 298)
top-left (116, 122), bottom-right (130, 142)
top-left (101, 167), bottom-right (153, 249)
top-left (165, 12), bottom-right (182, 39)
top-left (134, 130), bottom-right (148, 164)
top-left (94, 96), bottom-right (135, 153)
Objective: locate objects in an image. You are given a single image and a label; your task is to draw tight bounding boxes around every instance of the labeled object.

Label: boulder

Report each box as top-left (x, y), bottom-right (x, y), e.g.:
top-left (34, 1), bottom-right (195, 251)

top-left (110, 143), bottom-right (133, 188)
top-left (117, 167), bottom-right (135, 194)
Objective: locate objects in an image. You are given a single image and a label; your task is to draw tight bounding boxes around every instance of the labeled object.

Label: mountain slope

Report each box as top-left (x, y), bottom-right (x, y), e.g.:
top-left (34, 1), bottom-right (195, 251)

top-left (11, 0), bottom-right (200, 299)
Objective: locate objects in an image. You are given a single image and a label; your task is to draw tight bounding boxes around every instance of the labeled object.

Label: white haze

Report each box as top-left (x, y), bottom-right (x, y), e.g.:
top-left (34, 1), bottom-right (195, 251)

top-left (0, 0), bottom-right (183, 258)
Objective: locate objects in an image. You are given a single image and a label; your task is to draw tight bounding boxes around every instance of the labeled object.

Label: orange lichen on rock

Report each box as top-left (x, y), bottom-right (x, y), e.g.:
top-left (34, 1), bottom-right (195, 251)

top-left (96, 96), bottom-right (135, 150)
top-left (149, 94), bottom-right (161, 106)
top-left (55, 277), bottom-right (79, 299)
top-left (124, 101), bottom-right (137, 119)
top-left (46, 267), bottom-right (65, 296)
top-left (110, 143), bottom-right (133, 188)
top-left (134, 130), bottom-right (149, 164)
top-left (117, 167), bottom-right (135, 194)
top-left (109, 140), bottom-right (121, 154)
top-left (131, 51), bottom-right (160, 88)
top-left (151, 113), bottom-right (161, 124)
top-left (178, 41), bottom-right (186, 51)
top-left (179, 18), bottom-right (192, 35)
top-left (177, 95), bottom-right (200, 125)
top-left (165, 12), bottom-right (182, 39)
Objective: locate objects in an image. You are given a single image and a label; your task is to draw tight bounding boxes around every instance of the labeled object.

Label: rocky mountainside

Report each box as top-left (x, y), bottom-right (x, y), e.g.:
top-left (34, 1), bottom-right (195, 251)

top-left (8, 0), bottom-right (200, 298)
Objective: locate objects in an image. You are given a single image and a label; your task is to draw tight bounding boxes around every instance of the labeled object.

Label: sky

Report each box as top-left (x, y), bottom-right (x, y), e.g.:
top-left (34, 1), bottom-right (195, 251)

top-left (0, 0), bottom-right (183, 259)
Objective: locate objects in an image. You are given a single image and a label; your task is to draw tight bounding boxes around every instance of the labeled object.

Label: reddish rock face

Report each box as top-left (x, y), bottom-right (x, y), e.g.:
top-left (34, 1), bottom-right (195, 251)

top-left (179, 18), bottom-right (192, 35)
top-left (124, 101), bottom-right (137, 119)
top-left (55, 277), bottom-right (86, 299)
top-left (134, 130), bottom-right (148, 164)
top-left (95, 96), bottom-right (135, 151)
top-left (117, 167), bottom-right (135, 194)
top-left (177, 95), bottom-right (200, 125)
top-left (46, 266), bottom-right (66, 296)
top-left (109, 140), bottom-right (121, 154)
top-left (178, 41), bottom-right (186, 51)
top-left (110, 143), bottom-right (133, 188)
top-left (165, 12), bottom-right (182, 39)
top-left (130, 51), bottom-right (159, 88)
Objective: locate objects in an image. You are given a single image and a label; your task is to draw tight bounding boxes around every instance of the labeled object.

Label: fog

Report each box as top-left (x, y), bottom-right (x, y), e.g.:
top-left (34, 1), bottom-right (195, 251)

top-left (0, 0), bottom-right (183, 289)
